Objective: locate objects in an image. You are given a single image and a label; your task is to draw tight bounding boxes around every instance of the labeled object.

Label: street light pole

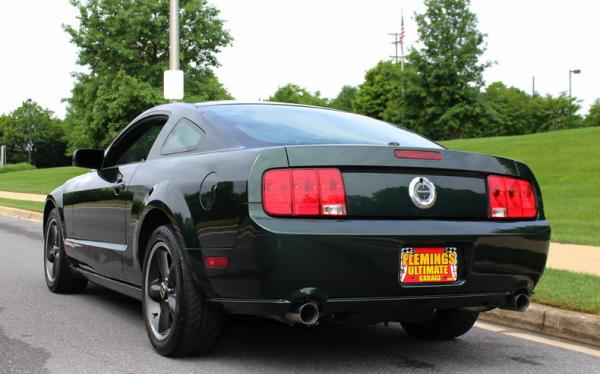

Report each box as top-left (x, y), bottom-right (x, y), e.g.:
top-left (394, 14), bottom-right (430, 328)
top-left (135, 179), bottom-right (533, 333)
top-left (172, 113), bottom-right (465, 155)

top-left (164, 0), bottom-right (183, 101)
top-left (568, 69), bottom-right (581, 97)
top-left (169, 0), bottom-right (179, 72)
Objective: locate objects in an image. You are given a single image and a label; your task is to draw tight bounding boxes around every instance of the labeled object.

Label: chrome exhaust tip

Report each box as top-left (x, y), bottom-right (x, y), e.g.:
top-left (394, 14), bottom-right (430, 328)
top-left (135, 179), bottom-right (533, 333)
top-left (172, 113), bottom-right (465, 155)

top-left (285, 301), bottom-right (320, 325)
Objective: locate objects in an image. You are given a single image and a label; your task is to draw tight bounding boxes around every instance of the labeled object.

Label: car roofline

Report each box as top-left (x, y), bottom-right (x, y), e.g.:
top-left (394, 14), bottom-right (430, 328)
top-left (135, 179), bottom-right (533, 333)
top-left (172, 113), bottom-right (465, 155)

top-left (193, 100), bottom-right (339, 112)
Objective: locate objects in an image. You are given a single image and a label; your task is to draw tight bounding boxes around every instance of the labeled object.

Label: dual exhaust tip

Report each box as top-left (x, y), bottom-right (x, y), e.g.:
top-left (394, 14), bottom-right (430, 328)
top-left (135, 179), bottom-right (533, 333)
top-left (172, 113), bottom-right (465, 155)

top-left (283, 293), bottom-right (529, 325)
top-left (285, 301), bottom-right (320, 326)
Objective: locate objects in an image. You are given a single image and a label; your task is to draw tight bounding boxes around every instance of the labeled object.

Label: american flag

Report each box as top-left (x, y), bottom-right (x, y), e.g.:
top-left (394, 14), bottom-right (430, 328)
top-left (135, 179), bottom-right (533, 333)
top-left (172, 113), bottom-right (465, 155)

top-left (400, 10), bottom-right (405, 55)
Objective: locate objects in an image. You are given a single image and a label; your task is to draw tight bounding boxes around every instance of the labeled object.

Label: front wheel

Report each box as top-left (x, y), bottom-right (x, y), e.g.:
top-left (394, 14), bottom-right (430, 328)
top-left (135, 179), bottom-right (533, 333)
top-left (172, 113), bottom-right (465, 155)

top-left (44, 208), bottom-right (87, 293)
top-left (142, 224), bottom-right (223, 357)
top-left (401, 309), bottom-right (479, 340)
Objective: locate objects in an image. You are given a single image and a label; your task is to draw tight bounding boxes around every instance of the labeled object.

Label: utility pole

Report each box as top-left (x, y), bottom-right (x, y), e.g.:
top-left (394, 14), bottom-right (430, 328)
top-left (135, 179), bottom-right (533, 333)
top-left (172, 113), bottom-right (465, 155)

top-left (164, 0), bottom-right (184, 101)
top-left (389, 33), bottom-right (400, 64)
top-left (532, 76), bottom-right (535, 96)
top-left (390, 10), bottom-right (406, 71)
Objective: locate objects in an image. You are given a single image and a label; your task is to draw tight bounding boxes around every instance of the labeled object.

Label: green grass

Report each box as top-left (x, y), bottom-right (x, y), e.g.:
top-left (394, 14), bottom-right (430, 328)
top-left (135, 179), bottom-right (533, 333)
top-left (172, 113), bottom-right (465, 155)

top-left (0, 198), bottom-right (44, 212)
top-left (0, 163), bottom-right (36, 174)
top-left (533, 268), bottom-right (600, 314)
top-left (0, 166), bottom-right (86, 194)
top-left (443, 126), bottom-right (600, 246)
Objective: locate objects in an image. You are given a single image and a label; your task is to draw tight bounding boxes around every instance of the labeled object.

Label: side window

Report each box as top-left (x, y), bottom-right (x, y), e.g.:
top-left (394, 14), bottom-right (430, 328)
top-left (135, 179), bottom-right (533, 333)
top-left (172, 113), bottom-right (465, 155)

top-left (161, 118), bottom-right (205, 155)
top-left (104, 117), bottom-right (167, 167)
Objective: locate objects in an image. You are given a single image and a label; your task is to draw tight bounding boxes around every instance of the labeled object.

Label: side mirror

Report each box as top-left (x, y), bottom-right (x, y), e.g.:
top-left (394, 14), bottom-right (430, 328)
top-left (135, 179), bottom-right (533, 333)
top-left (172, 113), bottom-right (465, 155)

top-left (72, 149), bottom-right (104, 169)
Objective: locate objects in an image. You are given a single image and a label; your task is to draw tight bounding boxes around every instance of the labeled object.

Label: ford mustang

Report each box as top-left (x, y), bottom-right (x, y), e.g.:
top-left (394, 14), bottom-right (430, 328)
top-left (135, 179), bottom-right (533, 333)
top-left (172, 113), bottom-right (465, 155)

top-left (43, 102), bottom-right (550, 356)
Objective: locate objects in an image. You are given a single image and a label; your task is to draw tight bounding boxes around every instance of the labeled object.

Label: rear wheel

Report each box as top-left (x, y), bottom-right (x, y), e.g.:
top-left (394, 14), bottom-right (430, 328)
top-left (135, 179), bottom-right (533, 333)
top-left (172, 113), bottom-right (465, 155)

top-left (142, 224), bottom-right (223, 357)
top-left (44, 208), bottom-right (87, 293)
top-left (400, 309), bottom-right (478, 340)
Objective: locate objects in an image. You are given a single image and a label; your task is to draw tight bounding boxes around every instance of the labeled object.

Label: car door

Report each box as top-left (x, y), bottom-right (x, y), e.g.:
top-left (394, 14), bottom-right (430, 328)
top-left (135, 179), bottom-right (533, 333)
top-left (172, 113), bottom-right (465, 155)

top-left (66, 115), bottom-right (168, 279)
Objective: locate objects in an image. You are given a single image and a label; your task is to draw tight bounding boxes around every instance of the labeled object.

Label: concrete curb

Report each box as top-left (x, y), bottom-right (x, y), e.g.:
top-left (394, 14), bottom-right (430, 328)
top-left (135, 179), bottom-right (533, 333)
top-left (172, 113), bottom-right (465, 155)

top-left (481, 303), bottom-right (600, 348)
top-left (0, 206), bottom-right (43, 223)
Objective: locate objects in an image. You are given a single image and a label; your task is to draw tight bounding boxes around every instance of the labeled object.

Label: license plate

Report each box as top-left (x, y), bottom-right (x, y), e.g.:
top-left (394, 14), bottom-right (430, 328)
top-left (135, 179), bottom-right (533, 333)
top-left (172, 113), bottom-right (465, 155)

top-left (399, 247), bottom-right (458, 284)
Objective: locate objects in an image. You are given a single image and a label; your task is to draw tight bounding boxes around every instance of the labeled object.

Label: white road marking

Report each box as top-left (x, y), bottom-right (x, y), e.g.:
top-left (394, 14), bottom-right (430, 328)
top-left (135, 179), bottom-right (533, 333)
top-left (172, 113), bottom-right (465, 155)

top-left (476, 321), bottom-right (600, 358)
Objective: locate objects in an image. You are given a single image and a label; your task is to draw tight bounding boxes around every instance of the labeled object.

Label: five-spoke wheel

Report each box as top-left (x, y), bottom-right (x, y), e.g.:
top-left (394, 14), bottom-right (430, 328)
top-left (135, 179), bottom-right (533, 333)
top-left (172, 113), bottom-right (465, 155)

top-left (43, 208), bottom-right (87, 293)
top-left (142, 224), bottom-right (223, 356)
top-left (45, 218), bottom-right (61, 283)
top-left (144, 241), bottom-right (178, 340)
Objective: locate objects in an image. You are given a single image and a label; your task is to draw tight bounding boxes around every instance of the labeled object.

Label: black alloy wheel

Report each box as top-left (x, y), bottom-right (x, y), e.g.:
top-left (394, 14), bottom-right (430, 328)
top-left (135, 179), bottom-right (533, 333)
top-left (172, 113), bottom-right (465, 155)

top-left (44, 208), bottom-right (87, 293)
top-left (142, 224), bottom-right (223, 356)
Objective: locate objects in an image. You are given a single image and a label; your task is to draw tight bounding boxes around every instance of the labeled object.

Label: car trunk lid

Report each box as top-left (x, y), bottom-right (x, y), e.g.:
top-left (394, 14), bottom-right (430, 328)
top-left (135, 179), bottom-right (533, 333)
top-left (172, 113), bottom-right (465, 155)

top-left (284, 145), bottom-right (519, 219)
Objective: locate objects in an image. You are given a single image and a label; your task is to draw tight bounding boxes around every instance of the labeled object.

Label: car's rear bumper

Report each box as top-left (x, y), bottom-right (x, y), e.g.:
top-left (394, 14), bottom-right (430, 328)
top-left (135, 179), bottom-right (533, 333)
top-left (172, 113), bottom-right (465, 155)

top-left (209, 292), bottom-right (511, 316)
top-left (192, 213), bottom-right (550, 316)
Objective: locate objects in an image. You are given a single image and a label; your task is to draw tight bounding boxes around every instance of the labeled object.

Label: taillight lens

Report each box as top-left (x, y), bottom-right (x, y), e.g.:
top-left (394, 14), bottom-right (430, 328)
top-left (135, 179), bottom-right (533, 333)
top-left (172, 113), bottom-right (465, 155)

top-left (262, 169), bottom-right (292, 215)
top-left (487, 175), bottom-right (537, 219)
top-left (263, 168), bottom-right (347, 217)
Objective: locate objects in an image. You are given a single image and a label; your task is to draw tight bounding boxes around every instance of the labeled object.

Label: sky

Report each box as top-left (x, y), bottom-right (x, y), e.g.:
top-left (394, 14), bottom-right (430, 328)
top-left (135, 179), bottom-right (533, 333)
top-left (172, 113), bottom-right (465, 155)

top-left (0, 0), bottom-right (599, 119)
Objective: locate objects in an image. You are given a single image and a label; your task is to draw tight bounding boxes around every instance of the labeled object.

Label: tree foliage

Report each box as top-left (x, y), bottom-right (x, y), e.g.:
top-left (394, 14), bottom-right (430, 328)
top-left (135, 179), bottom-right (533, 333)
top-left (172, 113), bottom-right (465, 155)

top-left (268, 84), bottom-right (328, 107)
top-left (584, 99), bottom-right (600, 127)
top-left (481, 82), bottom-right (582, 136)
top-left (63, 0), bottom-right (232, 152)
top-left (0, 101), bottom-right (69, 167)
top-left (399, 0), bottom-right (491, 139)
top-left (329, 85), bottom-right (358, 112)
top-left (353, 61), bottom-right (408, 120)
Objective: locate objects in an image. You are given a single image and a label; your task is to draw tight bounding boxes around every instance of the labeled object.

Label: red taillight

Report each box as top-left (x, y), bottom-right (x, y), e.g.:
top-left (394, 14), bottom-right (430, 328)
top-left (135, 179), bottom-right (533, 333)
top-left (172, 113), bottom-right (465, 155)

top-left (317, 169), bottom-right (347, 216)
top-left (487, 175), bottom-right (537, 219)
top-left (394, 150), bottom-right (442, 160)
top-left (263, 168), bottom-right (347, 217)
top-left (262, 169), bottom-right (292, 215)
top-left (205, 256), bottom-right (229, 268)
top-left (292, 169), bottom-right (320, 215)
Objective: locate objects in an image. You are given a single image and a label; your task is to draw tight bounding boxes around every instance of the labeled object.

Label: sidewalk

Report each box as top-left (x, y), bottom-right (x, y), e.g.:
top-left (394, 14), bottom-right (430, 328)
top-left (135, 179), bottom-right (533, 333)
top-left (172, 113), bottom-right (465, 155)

top-left (547, 243), bottom-right (600, 276)
top-left (0, 190), bottom-right (598, 275)
top-left (0, 190), bottom-right (46, 202)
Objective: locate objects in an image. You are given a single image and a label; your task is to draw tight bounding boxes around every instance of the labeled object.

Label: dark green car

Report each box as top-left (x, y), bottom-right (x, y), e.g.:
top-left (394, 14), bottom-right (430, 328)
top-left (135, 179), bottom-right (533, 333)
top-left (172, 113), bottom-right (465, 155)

top-left (43, 102), bottom-right (550, 356)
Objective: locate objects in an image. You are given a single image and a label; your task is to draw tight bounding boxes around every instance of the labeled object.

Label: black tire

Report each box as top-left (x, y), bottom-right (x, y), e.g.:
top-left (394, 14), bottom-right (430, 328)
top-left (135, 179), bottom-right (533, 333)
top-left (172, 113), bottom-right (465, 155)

top-left (142, 224), bottom-right (224, 357)
top-left (400, 309), bottom-right (479, 340)
top-left (44, 208), bottom-right (88, 293)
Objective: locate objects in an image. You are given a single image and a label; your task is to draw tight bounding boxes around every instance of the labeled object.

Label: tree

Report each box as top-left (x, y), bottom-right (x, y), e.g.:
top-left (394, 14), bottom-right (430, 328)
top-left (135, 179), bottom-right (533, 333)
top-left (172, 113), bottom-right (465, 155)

top-left (405, 0), bottom-right (491, 139)
top-left (529, 94), bottom-right (582, 132)
top-left (481, 82), bottom-right (531, 136)
top-left (0, 114), bottom-right (7, 141)
top-left (329, 85), bottom-right (358, 112)
top-left (1, 101), bottom-right (69, 167)
top-left (63, 0), bottom-right (233, 152)
top-left (480, 82), bottom-right (584, 136)
top-left (268, 84), bottom-right (328, 107)
top-left (585, 99), bottom-right (600, 127)
top-left (353, 61), bottom-right (407, 120)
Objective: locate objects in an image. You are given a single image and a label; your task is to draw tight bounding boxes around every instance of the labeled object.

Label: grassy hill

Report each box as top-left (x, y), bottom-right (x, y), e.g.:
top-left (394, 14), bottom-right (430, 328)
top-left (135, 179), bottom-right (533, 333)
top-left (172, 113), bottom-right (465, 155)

top-left (0, 166), bottom-right (86, 195)
top-left (442, 126), bottom-right (600, 246)
top-left (0, 126), bottom-right (598, 245)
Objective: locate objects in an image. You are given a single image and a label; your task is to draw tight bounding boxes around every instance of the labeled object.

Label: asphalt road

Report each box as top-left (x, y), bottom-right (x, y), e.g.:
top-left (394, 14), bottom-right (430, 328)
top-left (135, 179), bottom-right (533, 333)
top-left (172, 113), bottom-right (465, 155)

top-left (1, 215), bottom-right (599, 374)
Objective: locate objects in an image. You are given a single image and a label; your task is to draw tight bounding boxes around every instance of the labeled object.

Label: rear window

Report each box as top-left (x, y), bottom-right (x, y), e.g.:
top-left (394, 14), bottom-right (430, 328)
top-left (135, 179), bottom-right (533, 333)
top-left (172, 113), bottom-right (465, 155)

top-left (200, 104), bottom-right (441, 149)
